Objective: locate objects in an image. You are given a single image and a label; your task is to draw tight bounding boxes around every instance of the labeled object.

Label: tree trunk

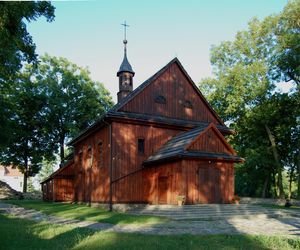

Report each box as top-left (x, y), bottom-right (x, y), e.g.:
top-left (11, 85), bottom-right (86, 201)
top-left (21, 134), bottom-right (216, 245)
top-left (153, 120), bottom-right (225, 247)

top-left (297, 135), bottom-right (300, 199)
top-left (23, 158), bottom-right (28, 193)
top-left (272, 172), bottom-right (278, 198)
top-left (60, 135), bottom-right (65, 165)
top-left (265, 125), bottom-right (285, 199)
top-left (262, 174), bottom-right (270, 198)
top-left (289, 166), bottom-right (294, 199)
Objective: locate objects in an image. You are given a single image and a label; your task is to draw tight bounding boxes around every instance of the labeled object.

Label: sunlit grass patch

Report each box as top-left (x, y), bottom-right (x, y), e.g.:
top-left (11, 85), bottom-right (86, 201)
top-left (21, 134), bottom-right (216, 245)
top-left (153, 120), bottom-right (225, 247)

top-left (1, 214), bottom-right (300, 250)
top-left (5, 200), bottom-right (167, 225)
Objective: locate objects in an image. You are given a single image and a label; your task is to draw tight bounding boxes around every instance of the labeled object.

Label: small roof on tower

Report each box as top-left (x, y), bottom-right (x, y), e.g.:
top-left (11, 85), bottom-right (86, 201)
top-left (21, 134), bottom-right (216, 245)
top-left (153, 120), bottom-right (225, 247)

top-left (117, 51), bottom-right (135, 76)
top-left (117, 21), bottom-right (134, 76)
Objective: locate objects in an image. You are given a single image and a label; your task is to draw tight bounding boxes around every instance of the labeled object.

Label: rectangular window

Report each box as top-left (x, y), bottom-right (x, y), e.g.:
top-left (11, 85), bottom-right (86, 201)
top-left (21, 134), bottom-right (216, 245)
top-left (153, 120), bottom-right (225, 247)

top-left (138, 138), bottom-right (145, 154)
top-left (98, 141), bottom-right (103, 167)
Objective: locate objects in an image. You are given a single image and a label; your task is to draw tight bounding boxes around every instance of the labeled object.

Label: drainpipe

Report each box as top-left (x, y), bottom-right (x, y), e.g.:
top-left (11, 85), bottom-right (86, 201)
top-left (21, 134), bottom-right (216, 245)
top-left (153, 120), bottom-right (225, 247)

top-left (103, 119), bottom-right (113, 212)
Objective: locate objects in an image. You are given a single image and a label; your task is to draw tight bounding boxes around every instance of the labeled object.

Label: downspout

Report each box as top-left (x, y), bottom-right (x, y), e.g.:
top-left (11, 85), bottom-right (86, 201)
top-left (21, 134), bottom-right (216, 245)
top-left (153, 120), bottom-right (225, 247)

top-left (103, 119), bottom-right (113, 212)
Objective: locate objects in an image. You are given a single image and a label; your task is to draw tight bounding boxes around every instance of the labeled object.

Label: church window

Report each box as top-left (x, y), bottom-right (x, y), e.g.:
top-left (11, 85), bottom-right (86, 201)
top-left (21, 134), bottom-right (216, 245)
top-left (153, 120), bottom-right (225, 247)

top-left (155, 95), bottom-right (166, 104)
top-left (87, 146), bottom-right (93, 168)
top-left (183, 100), bottom-right (193, 109)
top-left (138, 138), bottom-right (145, 154)
top-left (98, 141), bottom-right (104, 167)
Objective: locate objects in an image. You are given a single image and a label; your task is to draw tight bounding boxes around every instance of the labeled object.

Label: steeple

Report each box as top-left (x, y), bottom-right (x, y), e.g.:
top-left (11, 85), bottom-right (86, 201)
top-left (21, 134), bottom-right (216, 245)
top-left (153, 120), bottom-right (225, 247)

top-left (117, 21), bottom-right (135, 103)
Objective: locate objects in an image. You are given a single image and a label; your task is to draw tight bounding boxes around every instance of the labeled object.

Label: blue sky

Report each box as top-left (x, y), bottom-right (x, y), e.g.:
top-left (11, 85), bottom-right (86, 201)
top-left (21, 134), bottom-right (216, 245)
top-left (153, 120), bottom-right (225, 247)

top-left (27, 0), bottom-right (289, 102)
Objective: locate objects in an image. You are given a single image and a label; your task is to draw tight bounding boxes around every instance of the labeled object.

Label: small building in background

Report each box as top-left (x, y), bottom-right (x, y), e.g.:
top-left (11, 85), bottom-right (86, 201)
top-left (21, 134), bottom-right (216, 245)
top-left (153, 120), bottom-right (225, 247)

top-left (0, 165), bottom-right (23, 192)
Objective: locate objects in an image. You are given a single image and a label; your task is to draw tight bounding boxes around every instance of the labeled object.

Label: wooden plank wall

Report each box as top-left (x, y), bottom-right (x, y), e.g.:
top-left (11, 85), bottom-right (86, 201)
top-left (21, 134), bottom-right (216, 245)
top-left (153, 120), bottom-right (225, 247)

top-left (54, 179), bottom-right (74, 201)
top-left (183, 160), bottom-right (234, 204)
top-left (73, 126), bottom-right (110, 203)
top-left (120, 62), bottom-right (220, 124)
top-left (188, 128), bottom-right (232, 154)
top-left (140, 160), bottom-right (234, 205)
top-left (111, 122), bottom-right (182, 203)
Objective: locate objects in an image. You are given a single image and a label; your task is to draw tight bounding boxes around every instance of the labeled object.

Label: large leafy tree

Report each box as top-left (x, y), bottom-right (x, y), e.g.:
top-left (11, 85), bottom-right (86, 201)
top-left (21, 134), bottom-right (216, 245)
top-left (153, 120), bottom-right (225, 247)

top-left (0, 1), bottom-right (55, 80)
top-left (36, 54), bottom-right (113, 163)
top-left (0, 67), bottom-right (56, 193)
top-left (275, 0), bottom-right (300, 87)
top-left (0, 1), bottom-right (55, 150)
top-left (199, 1), bottom-right (299, 198)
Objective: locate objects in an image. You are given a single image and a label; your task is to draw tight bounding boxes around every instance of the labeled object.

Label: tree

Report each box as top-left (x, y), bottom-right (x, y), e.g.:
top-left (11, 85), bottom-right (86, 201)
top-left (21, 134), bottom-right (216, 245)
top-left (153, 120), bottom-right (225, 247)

top-left (274, 0), bottom-right (300, 87)
top-left (0, 1), bottom-right (55, 81)
top-left (36, 54), bottom-right (114, 163)
top-left (38, 159), bottom-right (56, 184)
top-left (199, 2), bottom-right (299, 198)
top-left (0, 67), bottom-right (56, 193)
top-left (0, 1), bottom-right (55, 150)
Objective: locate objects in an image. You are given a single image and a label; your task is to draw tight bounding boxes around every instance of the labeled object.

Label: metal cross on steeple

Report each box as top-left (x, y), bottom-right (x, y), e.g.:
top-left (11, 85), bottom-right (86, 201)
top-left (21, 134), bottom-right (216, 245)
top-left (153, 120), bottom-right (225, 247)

top-left (121, 21), bottom-right (129, 41)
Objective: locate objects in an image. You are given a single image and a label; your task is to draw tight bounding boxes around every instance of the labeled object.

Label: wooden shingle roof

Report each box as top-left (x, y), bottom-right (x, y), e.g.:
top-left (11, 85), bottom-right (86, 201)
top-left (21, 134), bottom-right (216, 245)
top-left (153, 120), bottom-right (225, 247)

top-left (144, 124), bottom-right (244, 165)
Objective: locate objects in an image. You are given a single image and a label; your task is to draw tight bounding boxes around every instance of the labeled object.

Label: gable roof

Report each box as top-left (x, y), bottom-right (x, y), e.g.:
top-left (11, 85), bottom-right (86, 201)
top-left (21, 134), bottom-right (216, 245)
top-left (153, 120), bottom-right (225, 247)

top-left (144, 123), bottom-right (243, 165)
top-left (185, 123), bottom-right (236, 154)
top-left (68, 57), bottom-right (230, 146)
top-left (111, 57), bottom-right (225, 125)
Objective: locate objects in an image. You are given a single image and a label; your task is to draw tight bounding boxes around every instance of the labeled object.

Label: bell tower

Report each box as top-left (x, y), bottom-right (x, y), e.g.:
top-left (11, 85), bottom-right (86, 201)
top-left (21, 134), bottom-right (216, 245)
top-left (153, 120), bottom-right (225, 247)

top-left (117, 21), bottom-right (135, 103)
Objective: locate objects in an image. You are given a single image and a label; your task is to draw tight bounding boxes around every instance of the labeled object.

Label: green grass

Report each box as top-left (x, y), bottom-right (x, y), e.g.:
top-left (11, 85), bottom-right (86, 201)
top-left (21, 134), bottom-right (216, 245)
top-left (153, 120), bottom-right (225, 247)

top-left (0, 213), bottom-right (299, 250)
top-left (4, 200), bottom-right (167, 225)
top-left (259, 204), bottom-right (300, 211)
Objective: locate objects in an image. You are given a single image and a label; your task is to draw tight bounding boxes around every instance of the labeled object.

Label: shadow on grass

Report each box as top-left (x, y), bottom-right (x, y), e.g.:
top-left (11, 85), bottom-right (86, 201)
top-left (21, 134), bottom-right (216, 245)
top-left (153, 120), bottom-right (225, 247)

top-left (4, 200), bottom-right (167, 225)
top-left (2, 213), bottom-right (299, 250)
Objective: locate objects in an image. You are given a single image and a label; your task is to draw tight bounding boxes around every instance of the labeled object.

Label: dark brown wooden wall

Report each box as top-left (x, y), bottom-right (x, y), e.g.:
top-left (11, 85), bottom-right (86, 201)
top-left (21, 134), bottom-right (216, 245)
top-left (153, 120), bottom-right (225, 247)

top-left (120, 62), bottom-right (220, 124)
top-left (183, 160), bottom-right (234, 204)
top-left (54, 179), bottom-right (74, 201)
top-left (73, 126), bottom-right (110, 203)
top-left (188, 128), bottom-right (232, 154)
top-left (111, 159), bottom-right (234, 205)
top-left (111, 122), bottom-right (182, 203)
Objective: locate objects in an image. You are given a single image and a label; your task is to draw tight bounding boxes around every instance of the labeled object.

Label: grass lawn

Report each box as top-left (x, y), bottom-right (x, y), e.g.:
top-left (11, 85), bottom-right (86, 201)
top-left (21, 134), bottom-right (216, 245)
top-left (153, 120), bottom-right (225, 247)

top-left (4, 200), bottom-right (167, 225)
top-left (0, 214), bottom-right (299, 250)
top-left (259, 204), bottom-right (300, 211)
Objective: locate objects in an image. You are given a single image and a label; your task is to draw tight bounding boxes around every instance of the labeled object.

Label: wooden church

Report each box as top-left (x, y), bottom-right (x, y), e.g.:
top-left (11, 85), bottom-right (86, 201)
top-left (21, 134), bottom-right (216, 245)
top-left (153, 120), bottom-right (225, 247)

top-left (41, 36), bottom-right (243, 205)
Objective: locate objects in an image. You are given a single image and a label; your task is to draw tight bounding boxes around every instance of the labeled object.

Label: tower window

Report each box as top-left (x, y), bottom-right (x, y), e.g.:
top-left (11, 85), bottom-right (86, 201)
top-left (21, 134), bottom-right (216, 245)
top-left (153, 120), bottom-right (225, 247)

top-left (138, 138), bottom-right (145, 154)
top-left (98, 141), bottom-right (104, 167)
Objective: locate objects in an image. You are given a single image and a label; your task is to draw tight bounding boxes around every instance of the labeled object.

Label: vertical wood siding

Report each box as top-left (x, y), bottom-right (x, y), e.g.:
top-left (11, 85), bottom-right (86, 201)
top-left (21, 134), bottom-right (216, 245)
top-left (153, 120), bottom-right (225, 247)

top-left (73, 126), bottom-right (110, 203)
top-left (111, 122), bottom-right (181, 203)
top-left (188, 128), bottom-right (232, 154)
top-left (120, 62), bottom-right (220, 124)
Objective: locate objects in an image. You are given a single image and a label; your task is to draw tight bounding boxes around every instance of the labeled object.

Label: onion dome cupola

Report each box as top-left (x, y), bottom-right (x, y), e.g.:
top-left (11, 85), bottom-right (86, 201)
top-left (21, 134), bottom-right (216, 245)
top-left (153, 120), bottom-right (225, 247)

top-left (117, 21), bottom-right (135, 103)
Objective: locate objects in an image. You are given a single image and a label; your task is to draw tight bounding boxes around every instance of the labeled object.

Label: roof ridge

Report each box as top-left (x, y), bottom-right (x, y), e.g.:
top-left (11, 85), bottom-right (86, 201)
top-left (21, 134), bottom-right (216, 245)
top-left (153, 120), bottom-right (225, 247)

top-left (111, 57), bottom-right (179, 112)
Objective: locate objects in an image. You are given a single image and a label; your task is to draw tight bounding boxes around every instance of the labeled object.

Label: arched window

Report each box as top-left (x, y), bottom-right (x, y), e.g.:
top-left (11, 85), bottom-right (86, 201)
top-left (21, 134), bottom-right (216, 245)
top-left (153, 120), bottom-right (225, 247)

top-left (87, 146), bottom-right (93, 168)
top-left (98, 141), bottom-right (104, 167)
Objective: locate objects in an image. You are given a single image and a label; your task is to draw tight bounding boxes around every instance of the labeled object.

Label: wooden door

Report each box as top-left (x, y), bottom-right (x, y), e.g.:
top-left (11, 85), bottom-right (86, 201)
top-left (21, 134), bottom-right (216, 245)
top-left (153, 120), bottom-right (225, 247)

top-left (213, 167), bottom-right (222, 203)
top-left (158, 176), bottom-right (168, 204)
top-left (198, 165), bottom-right (222, 203)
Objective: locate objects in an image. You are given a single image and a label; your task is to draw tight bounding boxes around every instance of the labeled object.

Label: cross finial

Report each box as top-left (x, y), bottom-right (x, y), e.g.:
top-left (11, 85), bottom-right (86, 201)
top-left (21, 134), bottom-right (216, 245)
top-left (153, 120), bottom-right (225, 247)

top-left (121, 21), bottom-right (129, 41)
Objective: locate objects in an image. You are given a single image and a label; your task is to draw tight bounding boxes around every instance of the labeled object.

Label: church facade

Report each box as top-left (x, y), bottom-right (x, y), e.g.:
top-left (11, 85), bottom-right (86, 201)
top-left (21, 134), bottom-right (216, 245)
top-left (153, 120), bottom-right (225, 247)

top-left (41, 39), bottom-right (243, 205)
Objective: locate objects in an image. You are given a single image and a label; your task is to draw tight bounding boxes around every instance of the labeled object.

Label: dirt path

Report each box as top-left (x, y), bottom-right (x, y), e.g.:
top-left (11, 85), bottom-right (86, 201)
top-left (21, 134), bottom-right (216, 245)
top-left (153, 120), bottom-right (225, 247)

top-left (0, 202), bottom-right (299, 236)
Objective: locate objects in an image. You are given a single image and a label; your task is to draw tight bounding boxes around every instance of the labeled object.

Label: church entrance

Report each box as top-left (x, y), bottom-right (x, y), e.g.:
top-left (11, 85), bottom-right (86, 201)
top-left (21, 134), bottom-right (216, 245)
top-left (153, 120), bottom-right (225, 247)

top-left (198, 165), bottom-right (222, 203)
top-left (158, 176), bottom-right (168, 204)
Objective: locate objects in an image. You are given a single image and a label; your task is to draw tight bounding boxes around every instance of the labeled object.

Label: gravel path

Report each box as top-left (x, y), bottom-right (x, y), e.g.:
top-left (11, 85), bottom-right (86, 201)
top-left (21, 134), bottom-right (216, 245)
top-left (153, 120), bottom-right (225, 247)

top-left (0, 202), bottom-right (299, 236)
